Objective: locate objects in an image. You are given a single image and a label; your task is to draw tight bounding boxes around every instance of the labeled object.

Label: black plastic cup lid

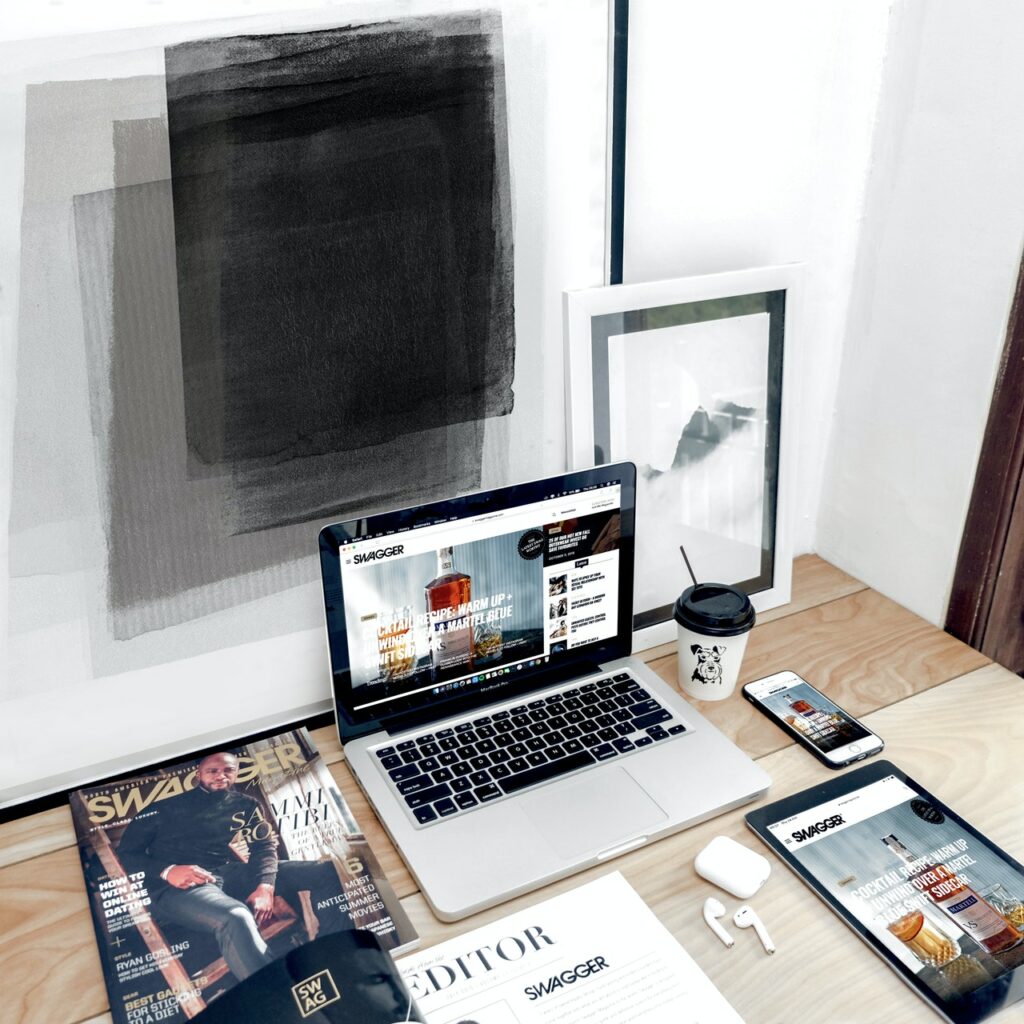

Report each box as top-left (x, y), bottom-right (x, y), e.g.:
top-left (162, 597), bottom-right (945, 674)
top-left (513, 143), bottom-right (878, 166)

top-left (673, 583), bottom-right (755, 637)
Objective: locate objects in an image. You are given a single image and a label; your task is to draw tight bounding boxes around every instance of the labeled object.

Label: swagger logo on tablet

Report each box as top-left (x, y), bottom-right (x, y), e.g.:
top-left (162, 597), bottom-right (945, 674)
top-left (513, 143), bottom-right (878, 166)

top-left (791, 814), bottom-right (845, 843)
top-left (771, 776), bottom-right (916, 847)
top-left (757, 768), bottom-right (1024, 1019)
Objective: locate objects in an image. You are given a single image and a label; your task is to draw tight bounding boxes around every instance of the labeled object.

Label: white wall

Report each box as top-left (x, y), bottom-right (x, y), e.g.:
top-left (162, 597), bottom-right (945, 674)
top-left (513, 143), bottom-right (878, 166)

top-left (816, 0), bottom-right (1024, 625)
top-left (623, 0), bottom-right (894, 557)
top-left (627, 1), bottom-right (1024, 628)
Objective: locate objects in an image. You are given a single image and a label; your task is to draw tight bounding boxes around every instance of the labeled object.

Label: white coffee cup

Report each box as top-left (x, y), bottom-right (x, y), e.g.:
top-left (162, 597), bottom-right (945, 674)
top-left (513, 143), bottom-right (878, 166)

top-left (674, 583), bottom-right (755, 701)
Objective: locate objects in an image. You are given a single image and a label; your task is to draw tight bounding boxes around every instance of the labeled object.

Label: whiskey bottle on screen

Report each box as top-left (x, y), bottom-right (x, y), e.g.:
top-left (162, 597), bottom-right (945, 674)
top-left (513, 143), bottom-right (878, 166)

top-left (882, 834), bottom-right (1023, 954)
top-left (425, 547), bottom-right (474, 680)
top-left (784, 713), bottom-right (812, 735)
top-left (786, 695), bottom-right (835, 745)
top-left (786, 695), bottom-right (815, 716)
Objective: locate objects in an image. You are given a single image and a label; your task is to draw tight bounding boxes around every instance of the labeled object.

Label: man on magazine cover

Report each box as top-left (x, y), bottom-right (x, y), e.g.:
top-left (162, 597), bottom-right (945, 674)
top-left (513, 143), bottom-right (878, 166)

top-left (117, 751), bottom-right (350, 982)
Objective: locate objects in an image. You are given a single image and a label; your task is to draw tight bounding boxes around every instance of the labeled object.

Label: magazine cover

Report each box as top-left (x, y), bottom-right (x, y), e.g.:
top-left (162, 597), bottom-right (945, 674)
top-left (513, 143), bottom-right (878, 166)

top-left (70, 728), bottom-right (417, 1024)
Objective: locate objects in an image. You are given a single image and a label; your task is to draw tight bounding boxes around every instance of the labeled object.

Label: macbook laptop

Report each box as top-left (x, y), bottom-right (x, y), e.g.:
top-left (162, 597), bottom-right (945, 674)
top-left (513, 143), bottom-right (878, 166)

top-left (318, 463), bottom-right (770, 920)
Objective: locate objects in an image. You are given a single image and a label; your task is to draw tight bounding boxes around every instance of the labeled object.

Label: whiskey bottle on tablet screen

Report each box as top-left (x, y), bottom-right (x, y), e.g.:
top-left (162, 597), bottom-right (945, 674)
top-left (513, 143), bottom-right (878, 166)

top-left (882, 834), bottom-right (1023, 954)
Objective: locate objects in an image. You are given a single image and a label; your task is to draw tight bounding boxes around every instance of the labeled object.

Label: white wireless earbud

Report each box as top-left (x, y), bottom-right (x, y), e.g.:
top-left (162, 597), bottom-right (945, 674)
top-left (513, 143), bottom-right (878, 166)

top-left (702, 897), bottom-right (734, 948)
top-left (733, 905), bottom-right (775, 954)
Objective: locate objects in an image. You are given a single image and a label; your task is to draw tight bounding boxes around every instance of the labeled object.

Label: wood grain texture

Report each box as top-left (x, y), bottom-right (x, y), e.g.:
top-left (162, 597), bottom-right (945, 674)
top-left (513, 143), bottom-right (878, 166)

top-left (397, 662), bottom-right (1024, 1023)
top-left (1, 664), bottom-right (1015, 1024)
top-left (308, 724), bottom-right (344, 765)
top-left (635, 555), bottom-right (867, 664)
top-left (755, 552), bottom-right (867, 624)
top-left (664, 662), bottom-right (1024, 1024)
top-left (0, 845), bottom-right (108, 1024)
top-left (0, 560), bottom-right (996, 1024)
top-left (983, 474), bottom-right (1024, 672)
top-left (648, 587), bottom-right (989, 761)
top-left (0, 806), bottom-right (74, 871)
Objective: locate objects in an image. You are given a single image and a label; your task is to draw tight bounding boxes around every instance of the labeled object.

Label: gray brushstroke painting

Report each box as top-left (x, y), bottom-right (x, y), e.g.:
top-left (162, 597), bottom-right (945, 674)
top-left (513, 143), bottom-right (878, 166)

top-left (6, 14), bottom-right (516, 684)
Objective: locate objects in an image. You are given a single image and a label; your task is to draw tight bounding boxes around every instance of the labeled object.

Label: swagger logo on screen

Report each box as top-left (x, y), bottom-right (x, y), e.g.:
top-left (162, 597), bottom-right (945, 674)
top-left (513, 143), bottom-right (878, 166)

top-left (791, 814), bottom-right (845, 843)
top-left (351, 544), bottom-right (405, 564)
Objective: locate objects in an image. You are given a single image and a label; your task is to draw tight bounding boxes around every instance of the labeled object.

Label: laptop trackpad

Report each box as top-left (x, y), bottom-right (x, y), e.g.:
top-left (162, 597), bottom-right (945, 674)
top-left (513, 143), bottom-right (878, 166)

top-left (520, 767), bottom-right (667, 859)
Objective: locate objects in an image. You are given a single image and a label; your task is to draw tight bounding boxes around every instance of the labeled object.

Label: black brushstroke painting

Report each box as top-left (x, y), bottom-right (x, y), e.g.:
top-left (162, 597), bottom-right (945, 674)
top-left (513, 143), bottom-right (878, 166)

top-left (72, 117), bottom-right (487, 639)
top-left (165, 16), bottom-right (515, 503)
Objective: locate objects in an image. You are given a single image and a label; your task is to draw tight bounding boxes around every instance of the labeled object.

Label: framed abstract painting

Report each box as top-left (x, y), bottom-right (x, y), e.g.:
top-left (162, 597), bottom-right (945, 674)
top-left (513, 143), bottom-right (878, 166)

top-left (0, 0), bottom-right (616, 806)
top-left (564, 266), bottom-right (801, 650)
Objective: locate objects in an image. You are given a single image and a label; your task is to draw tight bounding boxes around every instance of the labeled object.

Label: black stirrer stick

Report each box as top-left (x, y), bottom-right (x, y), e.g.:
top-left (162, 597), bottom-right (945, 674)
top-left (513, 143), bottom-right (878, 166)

top-left (679, 545), bottom-right (698, 588)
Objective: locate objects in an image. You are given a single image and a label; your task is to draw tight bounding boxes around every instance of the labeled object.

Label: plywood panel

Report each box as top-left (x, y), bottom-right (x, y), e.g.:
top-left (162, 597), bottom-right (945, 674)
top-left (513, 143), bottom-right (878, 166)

top-left (4, 664), bottom-right (1017, 1024)
top-left (649, 663), bottom-right (1024, 1024)
top-left (0, 560), bottom-right (999, 1024)
top-left (0, 807), bottom-right (74, 871)
top-left (308, 724), bottom-right (344, 765)
top-left (0, 845), bottom-right (107, 1024)
top-left (0, 561), bottom-right (864, 872)
top-left (756, 553), bottom-right (867, 623)
top-left (398, 663), bottom-right (1024, 1023)
top-left (648, 588), bottom-right (989, 760)
top-left (636, 554), bottom-right (867, 664)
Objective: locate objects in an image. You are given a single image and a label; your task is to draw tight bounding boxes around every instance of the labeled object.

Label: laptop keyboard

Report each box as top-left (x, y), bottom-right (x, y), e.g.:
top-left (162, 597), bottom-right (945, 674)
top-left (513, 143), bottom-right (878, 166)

top-left (372, 672), bottom-right (687, 826)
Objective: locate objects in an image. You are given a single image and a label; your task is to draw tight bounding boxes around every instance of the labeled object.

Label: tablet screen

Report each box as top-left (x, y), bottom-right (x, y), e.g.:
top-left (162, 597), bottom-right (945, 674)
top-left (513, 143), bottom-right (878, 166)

top-left (759, 769), bottom-right (1024, 1020)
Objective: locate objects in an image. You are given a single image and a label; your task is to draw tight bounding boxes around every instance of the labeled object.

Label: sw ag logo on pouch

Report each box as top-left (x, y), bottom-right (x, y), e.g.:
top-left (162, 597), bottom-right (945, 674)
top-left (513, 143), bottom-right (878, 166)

top-left (292, 969), bottom-right (341, 1018)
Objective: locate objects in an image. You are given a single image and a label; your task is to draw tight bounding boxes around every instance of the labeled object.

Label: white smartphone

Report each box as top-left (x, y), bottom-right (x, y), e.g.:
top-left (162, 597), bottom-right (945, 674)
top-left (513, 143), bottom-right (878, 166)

top-left (742, 670), bottom-right (884, 768)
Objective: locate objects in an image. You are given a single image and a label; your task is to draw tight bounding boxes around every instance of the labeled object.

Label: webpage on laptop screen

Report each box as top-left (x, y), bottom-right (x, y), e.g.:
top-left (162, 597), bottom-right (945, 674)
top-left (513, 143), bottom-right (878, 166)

top-left (339, 483), bottom-right (622, 712)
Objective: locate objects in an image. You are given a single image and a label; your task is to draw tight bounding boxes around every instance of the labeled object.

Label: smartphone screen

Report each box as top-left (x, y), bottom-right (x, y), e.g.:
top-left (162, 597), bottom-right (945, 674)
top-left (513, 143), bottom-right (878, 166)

top-left (743, 671), bottom-right (883, 766)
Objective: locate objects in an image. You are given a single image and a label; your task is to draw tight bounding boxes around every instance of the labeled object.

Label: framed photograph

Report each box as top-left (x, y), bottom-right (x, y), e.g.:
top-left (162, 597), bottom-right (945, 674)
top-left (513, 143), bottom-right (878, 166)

top-left (564, 266), bottom-right (800, 651)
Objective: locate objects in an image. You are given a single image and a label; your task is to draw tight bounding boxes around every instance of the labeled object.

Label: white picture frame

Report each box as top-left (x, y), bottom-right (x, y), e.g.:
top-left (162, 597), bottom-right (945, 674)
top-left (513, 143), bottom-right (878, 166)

top-left (563, 266), bottom-right (801, 651)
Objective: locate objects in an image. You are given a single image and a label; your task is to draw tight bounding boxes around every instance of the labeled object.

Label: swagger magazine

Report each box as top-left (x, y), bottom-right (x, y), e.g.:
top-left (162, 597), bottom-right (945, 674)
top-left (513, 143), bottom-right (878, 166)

top-left (70, 728), bottom-right (417, 1024)
top-left (399, 872), bottom-right (743, 1023)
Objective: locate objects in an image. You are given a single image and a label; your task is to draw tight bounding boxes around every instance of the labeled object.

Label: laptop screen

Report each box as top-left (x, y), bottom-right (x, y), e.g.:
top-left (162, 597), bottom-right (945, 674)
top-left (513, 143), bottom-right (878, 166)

top-left (319, 464), bottom-right (635, 739)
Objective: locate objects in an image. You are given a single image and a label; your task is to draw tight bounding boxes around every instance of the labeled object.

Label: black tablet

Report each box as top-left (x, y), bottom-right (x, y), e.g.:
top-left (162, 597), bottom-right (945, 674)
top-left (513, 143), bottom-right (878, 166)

top-left (746, 761), bottom-right (1024, 1024)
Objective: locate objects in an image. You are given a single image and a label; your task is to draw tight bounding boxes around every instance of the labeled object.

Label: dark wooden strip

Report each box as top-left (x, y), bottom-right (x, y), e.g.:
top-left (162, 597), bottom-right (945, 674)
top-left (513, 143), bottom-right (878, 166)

top-left (946, 248), bottom-right (1024, 655)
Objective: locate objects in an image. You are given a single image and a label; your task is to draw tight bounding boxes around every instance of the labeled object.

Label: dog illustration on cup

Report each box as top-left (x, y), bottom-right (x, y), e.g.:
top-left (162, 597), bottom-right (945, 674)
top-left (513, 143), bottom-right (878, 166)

top-left (691, 644), bottom-right (726, 686)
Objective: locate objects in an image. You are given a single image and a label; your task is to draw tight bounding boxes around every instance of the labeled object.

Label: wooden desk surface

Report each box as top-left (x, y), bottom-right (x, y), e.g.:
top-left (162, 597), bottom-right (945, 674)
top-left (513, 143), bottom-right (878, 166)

top-left (2, 555), bottom-right (1019, 1024)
